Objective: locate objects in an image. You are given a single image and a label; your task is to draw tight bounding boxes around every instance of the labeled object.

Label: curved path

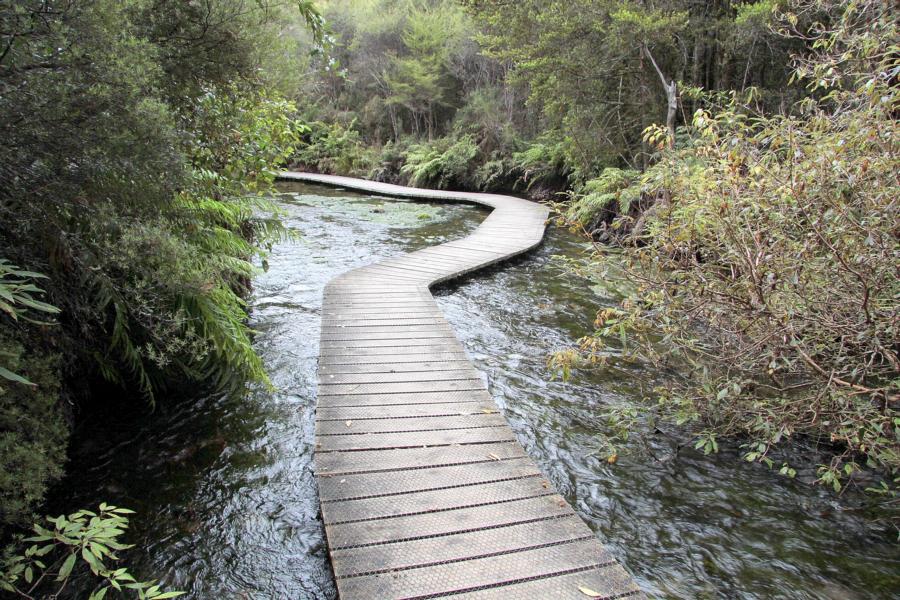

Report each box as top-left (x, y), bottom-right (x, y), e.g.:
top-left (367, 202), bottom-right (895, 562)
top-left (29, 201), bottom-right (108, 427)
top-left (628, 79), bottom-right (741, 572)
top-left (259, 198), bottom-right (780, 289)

top-left (279, 172), bottom-right (642, 599)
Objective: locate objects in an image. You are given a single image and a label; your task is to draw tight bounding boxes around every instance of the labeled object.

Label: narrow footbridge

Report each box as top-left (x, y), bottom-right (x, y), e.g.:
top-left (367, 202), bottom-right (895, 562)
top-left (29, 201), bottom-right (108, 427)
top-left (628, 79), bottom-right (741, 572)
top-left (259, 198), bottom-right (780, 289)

top-left (279, 172), bottom-right (643, 599)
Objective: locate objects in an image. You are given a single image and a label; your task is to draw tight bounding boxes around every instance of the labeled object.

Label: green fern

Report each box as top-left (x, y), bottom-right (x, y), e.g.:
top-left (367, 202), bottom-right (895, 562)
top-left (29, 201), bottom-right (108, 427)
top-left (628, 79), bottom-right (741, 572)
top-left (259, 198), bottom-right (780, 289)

top-left (0, 260), bottom-right (60, 387)
top-left (399, 135), bottom-right (477, 188)
top-left (567, 168), bottom-right (639, 226)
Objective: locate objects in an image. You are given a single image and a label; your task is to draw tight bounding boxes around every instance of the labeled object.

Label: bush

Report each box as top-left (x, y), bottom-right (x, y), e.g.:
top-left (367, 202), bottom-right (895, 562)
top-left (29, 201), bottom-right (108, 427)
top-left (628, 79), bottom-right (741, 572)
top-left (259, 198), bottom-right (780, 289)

top-left (556, 0), bottom-right (900, 493)
top-left (452, 87), bottom-right (521, 157)
top-left (566, 168), bottom-right (640, 232)
top-left (399, 134), bottom-right (478, 189)
top-left (1, 504), bottom-right (183, 599)
top-left (291, 120), bottom-right (376, 176)
top-left (509, 138), bottom-right (574, 190)
top-left (0, 335), bottom-right (66, 530)
top-left (82, 87), bottom-right (302, 402)
top-left (0, 0), bottom-right (316, 527)
top-left (369, 138), bottom-right (413, 183)
top-left (0, 263), bottom-right (66, 531)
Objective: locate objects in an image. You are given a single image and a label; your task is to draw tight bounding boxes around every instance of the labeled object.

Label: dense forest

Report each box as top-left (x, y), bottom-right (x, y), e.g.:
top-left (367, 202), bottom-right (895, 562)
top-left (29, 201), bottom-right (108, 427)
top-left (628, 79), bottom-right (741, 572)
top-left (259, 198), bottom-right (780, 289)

top-left (0, 0), bottom-right (897, 597)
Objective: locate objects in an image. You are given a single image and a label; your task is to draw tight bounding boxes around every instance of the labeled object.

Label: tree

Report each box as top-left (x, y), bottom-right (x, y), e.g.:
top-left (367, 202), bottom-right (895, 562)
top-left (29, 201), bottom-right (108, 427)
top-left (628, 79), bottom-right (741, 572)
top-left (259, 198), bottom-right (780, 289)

top-left (465, 0), bottom-right (795, 170)
top-left (557, 0), bottom-right (900, 497)
top-left (0, 0), bottom-right (317, 530)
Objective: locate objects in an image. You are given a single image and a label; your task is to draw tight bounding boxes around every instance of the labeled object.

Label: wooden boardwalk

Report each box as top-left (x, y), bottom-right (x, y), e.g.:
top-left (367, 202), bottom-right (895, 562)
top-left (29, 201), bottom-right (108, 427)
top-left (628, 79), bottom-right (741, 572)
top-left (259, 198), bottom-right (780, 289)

top-left (279, 172), bottom-right (643, 599)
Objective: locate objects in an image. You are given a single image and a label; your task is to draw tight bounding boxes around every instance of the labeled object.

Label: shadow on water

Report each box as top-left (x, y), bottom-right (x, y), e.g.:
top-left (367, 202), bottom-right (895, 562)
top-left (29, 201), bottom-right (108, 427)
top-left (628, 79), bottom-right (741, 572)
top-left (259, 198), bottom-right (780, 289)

top-left (56, 181), bottom-right (898, 599)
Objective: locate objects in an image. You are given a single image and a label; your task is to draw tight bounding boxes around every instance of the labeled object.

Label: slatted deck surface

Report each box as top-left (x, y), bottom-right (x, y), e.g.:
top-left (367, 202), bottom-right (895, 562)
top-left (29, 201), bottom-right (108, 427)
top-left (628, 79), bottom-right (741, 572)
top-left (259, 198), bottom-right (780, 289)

top-left (279, 172), bottom-right (643, 600)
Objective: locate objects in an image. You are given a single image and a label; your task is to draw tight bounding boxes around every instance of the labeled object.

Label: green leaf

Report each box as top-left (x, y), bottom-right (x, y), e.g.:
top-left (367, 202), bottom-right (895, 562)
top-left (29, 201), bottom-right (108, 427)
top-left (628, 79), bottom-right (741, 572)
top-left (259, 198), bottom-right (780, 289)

top-left (82, 546), bottom-right (104, 574)
top-left (57, 552), bottom-right (77, 581)
top-left (89, 586), bottom-right (109, 600)
top-left (15, 296), bottom-right (60, 314)
top-left (0, 365), bottom-right (34, 386)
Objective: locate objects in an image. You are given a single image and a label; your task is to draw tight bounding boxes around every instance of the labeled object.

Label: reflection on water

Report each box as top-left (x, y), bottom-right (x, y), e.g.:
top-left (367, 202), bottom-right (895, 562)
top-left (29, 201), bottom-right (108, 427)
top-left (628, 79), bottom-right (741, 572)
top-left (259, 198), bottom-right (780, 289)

top-left (59, 181), bottom-right (898, 599)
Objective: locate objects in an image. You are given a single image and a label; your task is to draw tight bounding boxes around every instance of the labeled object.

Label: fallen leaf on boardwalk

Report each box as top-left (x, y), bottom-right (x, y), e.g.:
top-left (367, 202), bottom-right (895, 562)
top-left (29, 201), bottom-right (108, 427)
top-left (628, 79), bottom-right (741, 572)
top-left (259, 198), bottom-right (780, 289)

top-left (345, 420), bottom-right (352, 427)
top-left (481, 408), bottom-right (493, 413)
top-left (487, 453), bottom-right (500, 461)
top-left (542, 481), bottom-right (549, 488)
top-left (578, 586), bottom-right (602, 597)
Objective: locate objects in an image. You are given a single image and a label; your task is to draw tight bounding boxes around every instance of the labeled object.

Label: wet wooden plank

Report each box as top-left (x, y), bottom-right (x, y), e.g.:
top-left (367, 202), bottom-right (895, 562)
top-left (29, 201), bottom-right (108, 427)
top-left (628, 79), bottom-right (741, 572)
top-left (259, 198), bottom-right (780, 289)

top-left (316, 412), bottom-right (508, 435)
top-left (335, 539), bottom-right (615, 598)
top-left (317, 379), bottom-right (486, 396)
top-left (319, 476), bottom-right (554, 525)
top-left (318, 368), bottom-right (481, 385)
top-left (324, 493), bottom-right (572, 548)
top-left (454, 564), bottom-right (643, 599)
top-left (316, 389), bottom-right (493, 407)
top-left (277, 172), bottom-right (643, 600)
top-left (318, 359), bottom-right (475, 374)
top-left (316, 401), bottom-right (498, 421)
top-left (331, 516), bottom-right (590, 577)
top-left (315, 425), bottom-right (515, 452)
top-left (315, 441), bottom-right (525, 475)
top-left (317, 459), bottom-right (540, 501)
top-left (318, 351), bottom-right (471, 365)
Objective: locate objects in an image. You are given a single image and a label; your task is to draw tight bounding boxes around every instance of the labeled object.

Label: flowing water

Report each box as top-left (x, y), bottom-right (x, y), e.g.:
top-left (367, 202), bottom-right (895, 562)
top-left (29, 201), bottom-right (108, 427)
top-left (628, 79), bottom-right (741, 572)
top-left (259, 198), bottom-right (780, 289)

top-left (59, 182), bottom-right (898, 599)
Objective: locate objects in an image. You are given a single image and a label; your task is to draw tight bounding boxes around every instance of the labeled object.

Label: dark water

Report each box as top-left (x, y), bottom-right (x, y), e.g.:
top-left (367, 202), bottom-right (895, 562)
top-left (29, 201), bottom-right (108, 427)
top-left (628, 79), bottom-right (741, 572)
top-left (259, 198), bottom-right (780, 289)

top-left (60, 182), bottom-right (898, 599)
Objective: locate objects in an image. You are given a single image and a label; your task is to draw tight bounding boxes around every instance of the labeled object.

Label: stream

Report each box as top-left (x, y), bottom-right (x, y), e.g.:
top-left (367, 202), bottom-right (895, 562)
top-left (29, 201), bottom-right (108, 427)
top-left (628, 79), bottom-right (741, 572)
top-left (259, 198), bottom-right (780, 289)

top-left (58, 181), bottom-right (899, 599)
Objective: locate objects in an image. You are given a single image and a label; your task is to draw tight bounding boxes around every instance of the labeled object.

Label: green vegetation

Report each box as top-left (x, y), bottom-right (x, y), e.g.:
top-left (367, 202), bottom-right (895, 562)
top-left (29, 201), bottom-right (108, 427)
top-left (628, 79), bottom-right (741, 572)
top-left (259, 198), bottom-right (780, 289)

top-left (1, 0), bottom-right (897, 585)
top-left (552, 0), bottom-right (899, 496)
top-left (287, 0), bottom-right (897, 501)
top-left (289, 0), bottom-right (801, 195)
top-left (1, 504), bottom-right (182, 599)
top-left (0, 0), bottom-right (319, 536)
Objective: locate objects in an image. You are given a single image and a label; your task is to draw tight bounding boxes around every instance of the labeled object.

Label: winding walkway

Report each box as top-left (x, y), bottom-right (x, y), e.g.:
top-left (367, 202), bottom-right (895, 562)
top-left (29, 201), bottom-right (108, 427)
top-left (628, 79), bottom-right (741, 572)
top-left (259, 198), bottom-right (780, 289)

top-left (279, 172), bottom-right (643, 599)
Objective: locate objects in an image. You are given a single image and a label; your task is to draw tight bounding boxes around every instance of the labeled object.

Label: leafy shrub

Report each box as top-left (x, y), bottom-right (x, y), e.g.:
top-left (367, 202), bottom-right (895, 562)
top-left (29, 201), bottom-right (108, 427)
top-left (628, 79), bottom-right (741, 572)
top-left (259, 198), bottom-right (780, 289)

top-left (1, 504), bottom-right (182, 599)
top-left (557, 0), bottom-right (900, 495)
top-left (0, 0), bottom-right (316, 527)
top-left (0, 263), bottom-right (66, 530)
top-left (81, 87), bottom-right (302, 402)
top-left (369, 138), bottom-right (413, 183)
top-left (0, 335), bottom-right (66, 530)
top-left (399, 134), bottom-right (478, 188)
top-left (292, 120), bottom-right (376, 176)
top-left (0, 261), bottom-right (59, 387)
top-left (452, 87), bottom-right (521, 157)
top-left (510, 138), bottom-right (573, 190)
top-left (566, 168), bottom-right (639, 231)
top-left (473, 158), bottom-right (515, 191)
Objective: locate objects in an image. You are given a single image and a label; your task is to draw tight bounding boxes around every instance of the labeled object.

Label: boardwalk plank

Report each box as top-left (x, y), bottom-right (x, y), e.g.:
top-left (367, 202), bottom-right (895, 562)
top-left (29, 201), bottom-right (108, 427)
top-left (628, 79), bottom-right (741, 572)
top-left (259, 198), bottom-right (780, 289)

top-left (320, 476), bottom-right (554, 525)
top-left (315, 412), bottom-right (508, 434)
top-left (318, 368), bottom-right (481, 385)
top-left (316, 390), bottom-right (493, 407)
top-left (324, 493), bottom-right (574, 548)
top-left (317, 459), bottom-right (540, 501)
top-left (453, 565), bottom-right (642, 599)
top-left (315, 425), bottom-right (515, 451)
top-left (315, 441), bottom-right (525, 475)
top-left (316, 401), bottom-right (498, 421)
top-left (318, 360), bottom-right (475, 375)
top-left (335, 538), bottom-right (614, 599)
top-left (330, 516), bottom-right (590, 577)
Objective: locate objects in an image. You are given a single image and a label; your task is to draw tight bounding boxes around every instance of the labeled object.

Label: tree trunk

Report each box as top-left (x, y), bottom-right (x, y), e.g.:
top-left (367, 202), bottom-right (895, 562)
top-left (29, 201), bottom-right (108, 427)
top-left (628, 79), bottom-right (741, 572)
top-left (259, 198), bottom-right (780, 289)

top-left (643, 44), bottom-right (678, 146)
